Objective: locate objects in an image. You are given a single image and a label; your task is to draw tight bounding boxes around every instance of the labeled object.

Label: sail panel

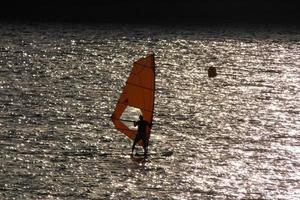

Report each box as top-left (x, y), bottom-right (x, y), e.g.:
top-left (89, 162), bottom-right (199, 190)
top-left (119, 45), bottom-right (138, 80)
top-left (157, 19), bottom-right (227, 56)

top-left (111, 54), bottom-right (155, 146)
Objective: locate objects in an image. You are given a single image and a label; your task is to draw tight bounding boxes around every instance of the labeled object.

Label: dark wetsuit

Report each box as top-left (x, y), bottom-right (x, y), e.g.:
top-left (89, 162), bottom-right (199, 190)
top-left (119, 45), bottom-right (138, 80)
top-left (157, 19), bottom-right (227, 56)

top-left (132, 119), bottom-right (150, 156)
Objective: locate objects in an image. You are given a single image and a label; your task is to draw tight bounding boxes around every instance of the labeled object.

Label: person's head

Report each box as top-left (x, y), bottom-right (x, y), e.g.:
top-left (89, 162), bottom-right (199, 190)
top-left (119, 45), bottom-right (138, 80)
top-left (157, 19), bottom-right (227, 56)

top-left (139, 115), bottom-right (143, 120)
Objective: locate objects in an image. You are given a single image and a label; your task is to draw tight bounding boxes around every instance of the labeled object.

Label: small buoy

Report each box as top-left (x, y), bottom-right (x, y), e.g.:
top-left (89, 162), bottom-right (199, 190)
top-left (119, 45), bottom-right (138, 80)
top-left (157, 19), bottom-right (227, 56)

top-left (208, 67), bottom-right (217, 77)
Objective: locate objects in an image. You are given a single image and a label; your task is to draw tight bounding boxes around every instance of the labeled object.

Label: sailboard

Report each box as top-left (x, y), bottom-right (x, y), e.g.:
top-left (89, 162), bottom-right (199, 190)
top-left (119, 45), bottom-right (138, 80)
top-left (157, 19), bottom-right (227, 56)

top-left (111, 53), bottom-right (155, 147)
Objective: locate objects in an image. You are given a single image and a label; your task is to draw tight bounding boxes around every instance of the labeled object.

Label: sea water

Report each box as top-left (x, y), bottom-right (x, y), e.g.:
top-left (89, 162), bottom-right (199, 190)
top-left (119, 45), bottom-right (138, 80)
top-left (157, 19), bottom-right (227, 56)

top-left (0, 22), bottom-right (299, 199)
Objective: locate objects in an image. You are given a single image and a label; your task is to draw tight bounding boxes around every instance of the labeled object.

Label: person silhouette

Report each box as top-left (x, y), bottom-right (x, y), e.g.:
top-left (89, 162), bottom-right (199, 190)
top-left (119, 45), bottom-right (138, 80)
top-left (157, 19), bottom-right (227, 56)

top-left (131, 115), bottom-right (151, 157)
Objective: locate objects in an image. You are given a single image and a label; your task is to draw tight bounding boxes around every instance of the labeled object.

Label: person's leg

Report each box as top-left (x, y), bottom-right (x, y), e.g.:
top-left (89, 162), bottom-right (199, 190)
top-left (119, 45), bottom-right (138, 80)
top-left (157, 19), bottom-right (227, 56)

top-left (143, 136), bottom-right (148, 157)
top-left (132, 134), bottom-right (141, 154)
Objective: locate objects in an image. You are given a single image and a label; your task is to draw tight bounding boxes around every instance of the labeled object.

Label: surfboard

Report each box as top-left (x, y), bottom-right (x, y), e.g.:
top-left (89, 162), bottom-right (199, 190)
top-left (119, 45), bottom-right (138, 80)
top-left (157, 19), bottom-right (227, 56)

top-left (111, 53), bottom-right (155, 148)
top-left (131, 149), bottom-right (173, 160)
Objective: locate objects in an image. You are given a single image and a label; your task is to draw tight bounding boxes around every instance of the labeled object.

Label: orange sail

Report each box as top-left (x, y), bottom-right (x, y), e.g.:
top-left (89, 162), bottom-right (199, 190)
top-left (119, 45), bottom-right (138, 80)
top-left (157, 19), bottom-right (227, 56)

top-left (111, 53), bottom-right (155, 146)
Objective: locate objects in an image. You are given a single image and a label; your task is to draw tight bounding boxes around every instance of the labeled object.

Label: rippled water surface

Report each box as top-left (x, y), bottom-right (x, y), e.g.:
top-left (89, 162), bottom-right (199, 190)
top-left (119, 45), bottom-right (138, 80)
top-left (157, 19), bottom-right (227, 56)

top-left (0, 22), bottom-right (300, 199)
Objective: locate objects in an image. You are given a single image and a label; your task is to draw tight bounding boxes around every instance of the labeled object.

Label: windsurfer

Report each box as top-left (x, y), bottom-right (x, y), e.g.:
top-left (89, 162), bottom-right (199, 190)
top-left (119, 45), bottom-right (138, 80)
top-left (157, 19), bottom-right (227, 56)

top-left (132, 115), bottom-right (151, 157)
